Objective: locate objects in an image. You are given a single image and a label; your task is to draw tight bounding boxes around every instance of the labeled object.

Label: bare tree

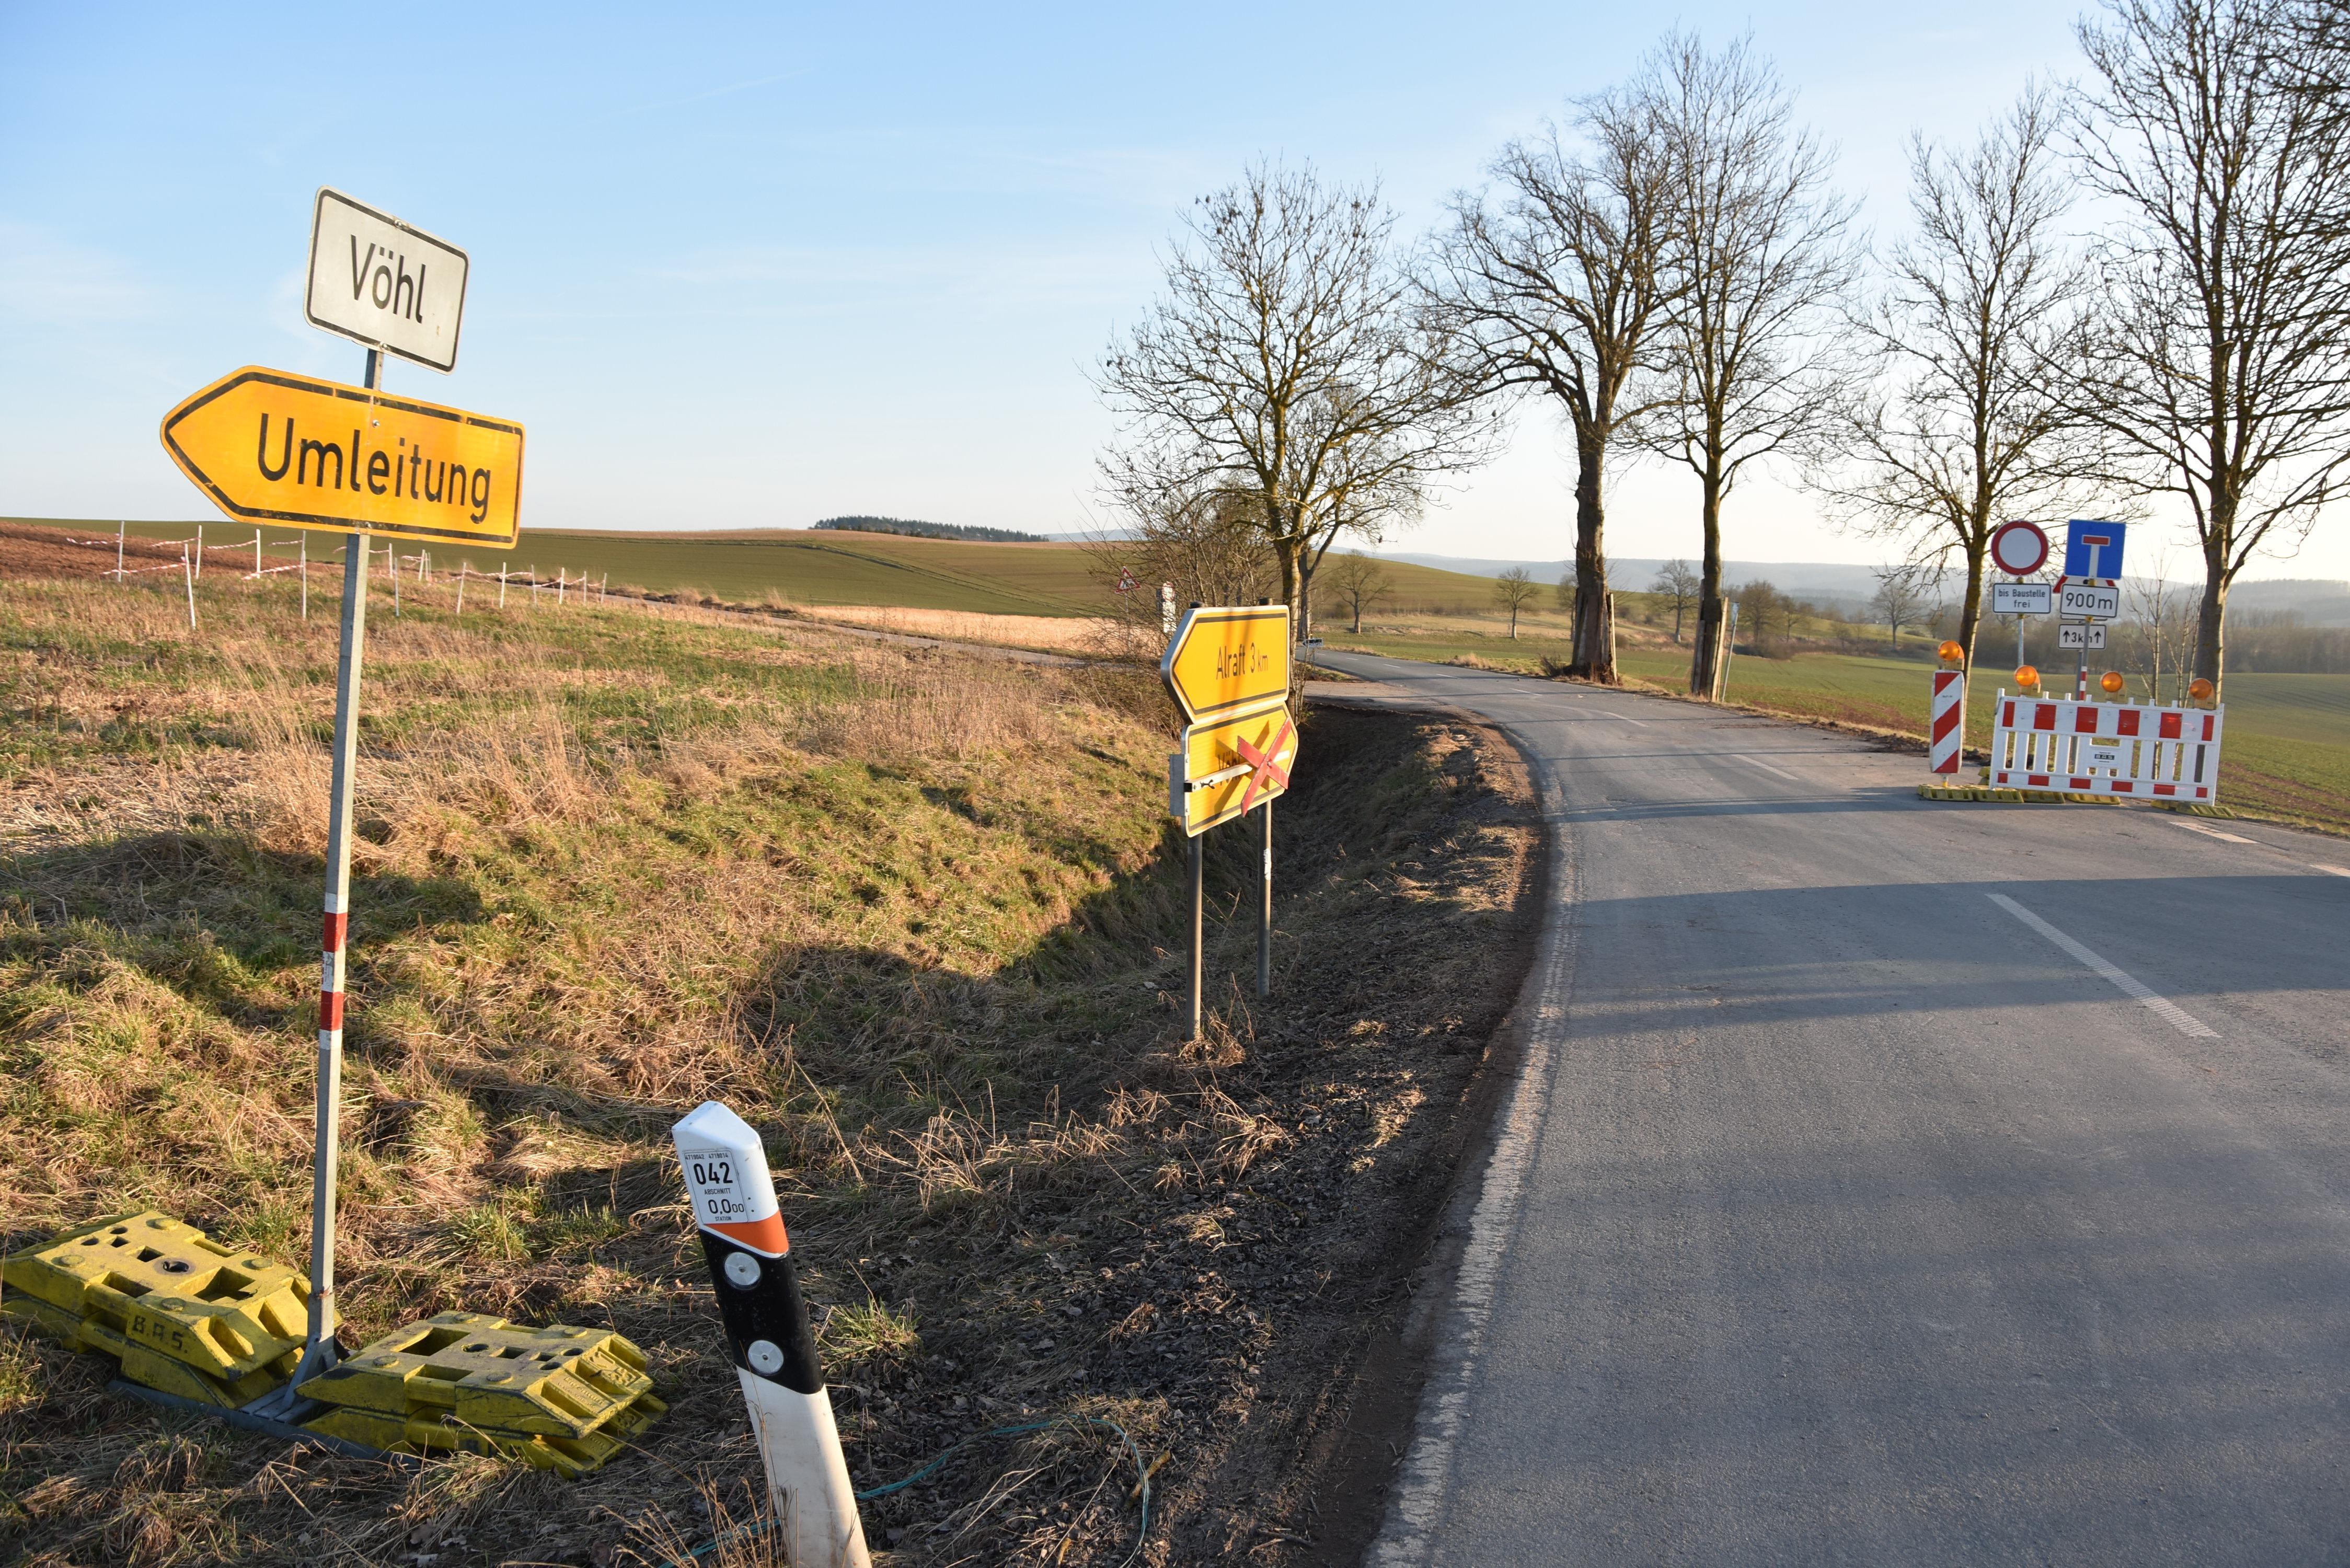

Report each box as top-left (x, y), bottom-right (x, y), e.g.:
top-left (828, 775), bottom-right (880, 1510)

top-left (1098, 162), bottom-right (1491, 643)
top-left (1820, 87), bottom-right (2099, 675)
top-left (1870, 561), bottom-right (1933, 649)
top-left (1492, 566), bottom-right (1541, 639)
top-left (1734, 578), bottom-right (1784, 649)
top-left (1431, 79), bottom-right (1678, 684)
top-left (1324, 550), bottom-right (1395, 634)
top-left (2125, 545), bottom-right (2199, 701)
top-left (2065, 0), bottom-right (2350, 697)
top-left (1636, 33), bottom-right (1861, 699)
top-left (1652, 558), bottom-right (1701, 642)
top-left (1086, 476), bottom-right (1274, 657)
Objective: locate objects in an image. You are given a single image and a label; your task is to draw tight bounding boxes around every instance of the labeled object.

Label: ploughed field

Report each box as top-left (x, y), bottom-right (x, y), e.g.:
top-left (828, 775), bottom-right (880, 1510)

top-left (0, 555), bottom-right (1539, 1565)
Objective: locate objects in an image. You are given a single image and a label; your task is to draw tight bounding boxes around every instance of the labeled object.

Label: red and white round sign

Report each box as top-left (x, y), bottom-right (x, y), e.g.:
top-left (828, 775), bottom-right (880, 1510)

top-left (1990, 520), bottom-right (2049, 576)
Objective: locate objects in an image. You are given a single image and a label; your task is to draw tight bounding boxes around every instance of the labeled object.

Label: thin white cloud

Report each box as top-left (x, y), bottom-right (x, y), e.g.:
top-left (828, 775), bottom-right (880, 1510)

top-left (0, 224), bottom-right (154, 324)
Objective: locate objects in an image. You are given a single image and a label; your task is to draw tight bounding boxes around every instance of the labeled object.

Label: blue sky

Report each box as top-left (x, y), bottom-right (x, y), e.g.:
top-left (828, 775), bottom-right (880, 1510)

top-left (6, 2), bottom-right (2334, 579)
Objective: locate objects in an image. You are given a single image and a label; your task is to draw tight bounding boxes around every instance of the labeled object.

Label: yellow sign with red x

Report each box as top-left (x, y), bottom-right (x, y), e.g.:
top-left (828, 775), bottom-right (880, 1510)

top-left (1167, 700), bottom-right (1297, 837)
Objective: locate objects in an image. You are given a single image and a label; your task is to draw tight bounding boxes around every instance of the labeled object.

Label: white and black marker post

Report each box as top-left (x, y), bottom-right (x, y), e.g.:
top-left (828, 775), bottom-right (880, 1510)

top-left (672, 1102), bottom-right (871, 1568)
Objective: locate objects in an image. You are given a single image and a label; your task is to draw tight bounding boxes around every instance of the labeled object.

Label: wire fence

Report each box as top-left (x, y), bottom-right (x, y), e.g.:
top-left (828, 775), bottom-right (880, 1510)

top-left (65, 521), bottom-right (621, 633)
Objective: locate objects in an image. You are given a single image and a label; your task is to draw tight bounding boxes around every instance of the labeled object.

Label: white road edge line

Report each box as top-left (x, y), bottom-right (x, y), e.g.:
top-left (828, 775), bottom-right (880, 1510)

top-left (2169, 818), bottom-right (2256, 845)
top-left (1987, 894), bottom-right (2219, 1040)
top-left (2318, 864), bottom-right (2350, 879)
top-left (1742, 754), bottom-right (1799, 780)
top-left (1367, 772), bottom-right (1573, 1566)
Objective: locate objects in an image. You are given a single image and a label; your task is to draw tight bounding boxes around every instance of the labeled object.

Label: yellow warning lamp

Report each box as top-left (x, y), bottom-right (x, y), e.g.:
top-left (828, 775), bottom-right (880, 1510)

top-left (2100, 670), bottom-right (2125, 695)
top-left (2015, 664), bottom-right (2041, 691)
top-left (2188, 677), bottom-right (2215, 706)
top-left (1938, 640), bottom-right (1965, 666)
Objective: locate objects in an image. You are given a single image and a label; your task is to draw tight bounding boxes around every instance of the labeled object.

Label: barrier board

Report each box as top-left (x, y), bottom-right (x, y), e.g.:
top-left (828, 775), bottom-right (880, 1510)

top-left (1988, 691), bottom-right (2225, 802)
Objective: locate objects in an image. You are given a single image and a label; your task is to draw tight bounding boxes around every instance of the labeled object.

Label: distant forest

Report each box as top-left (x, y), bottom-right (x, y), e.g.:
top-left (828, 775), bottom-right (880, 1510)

top-left (814, 515), bottom-right (1046, 544)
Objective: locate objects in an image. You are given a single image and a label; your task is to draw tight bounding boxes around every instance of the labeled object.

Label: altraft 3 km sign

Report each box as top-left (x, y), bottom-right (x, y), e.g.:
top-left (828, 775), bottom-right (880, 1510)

top-left (305, 188), bottom-right (469, 373)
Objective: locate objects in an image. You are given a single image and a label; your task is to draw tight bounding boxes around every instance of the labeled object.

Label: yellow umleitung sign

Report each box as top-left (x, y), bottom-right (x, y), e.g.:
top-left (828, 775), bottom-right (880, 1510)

top-left (159, 366), bottom-right (524, 548)
top-left (1162, 604), bottom-right (1291, 722)
top-left (1169, 699), bottom-right (1297, 837)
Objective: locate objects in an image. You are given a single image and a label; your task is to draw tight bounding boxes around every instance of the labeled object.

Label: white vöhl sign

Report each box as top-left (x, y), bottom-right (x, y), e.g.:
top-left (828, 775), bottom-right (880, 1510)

top-left (304, 188), bottom-right (469, 372)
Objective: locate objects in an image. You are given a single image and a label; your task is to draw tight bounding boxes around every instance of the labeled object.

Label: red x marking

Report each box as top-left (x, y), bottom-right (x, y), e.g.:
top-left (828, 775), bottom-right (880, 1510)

top-left (1235, 716), bottom-right (1294, 813)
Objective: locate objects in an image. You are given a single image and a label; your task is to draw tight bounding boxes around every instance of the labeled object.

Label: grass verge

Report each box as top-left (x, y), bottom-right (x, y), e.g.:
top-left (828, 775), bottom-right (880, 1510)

top-left (0, 564), bottom-right (1538, 1566)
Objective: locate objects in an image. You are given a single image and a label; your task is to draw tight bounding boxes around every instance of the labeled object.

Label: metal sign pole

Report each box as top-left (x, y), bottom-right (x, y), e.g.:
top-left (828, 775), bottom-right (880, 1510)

top-left (1187, 834), bottom-right (1204, 1040)
top-left (1258, 802), bottom-right (1272, 997)
top-left (271, 348), bottom-right (379, 1406)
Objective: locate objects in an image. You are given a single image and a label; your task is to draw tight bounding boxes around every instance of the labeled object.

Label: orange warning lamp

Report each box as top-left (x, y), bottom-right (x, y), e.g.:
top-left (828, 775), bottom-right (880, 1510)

top-left (1938, 640), bottom-right (1965, 665)
top-left (2100, 671), bottom-right (2125, 695)
top-left (2015, 664), bottom-right (2040, 690)
top-left (2188, 677), bottom-right (2215, 704)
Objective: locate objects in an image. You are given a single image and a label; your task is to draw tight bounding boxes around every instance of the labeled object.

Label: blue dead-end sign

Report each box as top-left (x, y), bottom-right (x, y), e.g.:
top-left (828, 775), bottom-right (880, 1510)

top-left (2064, 520), bottom-right (2127, 581)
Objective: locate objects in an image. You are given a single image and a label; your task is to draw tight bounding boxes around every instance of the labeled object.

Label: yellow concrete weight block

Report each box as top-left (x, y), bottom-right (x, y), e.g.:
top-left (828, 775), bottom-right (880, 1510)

top-left (3, 1246), bottom-right (295, 1407)
top-left (301, 1312), bottom-right (655, 1439)
top-left (2, 1212), bottom-right (310, 1382)
top-left (304, 1390), bottom-right (668, 1478)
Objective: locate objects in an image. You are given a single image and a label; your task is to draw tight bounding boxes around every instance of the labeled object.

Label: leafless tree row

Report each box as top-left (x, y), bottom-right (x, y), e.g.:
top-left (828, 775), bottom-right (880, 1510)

top-left (1099, 1), bottom-right (2350, 700)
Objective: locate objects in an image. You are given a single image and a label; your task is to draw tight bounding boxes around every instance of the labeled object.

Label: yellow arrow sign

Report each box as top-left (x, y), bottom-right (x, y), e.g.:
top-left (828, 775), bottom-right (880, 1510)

top-left (1161, 603), bottom-right (1291, 722)
top-left (159, 366), bottom-right (525, 548)
top-left (1168, 699), bottom-right (1298, 836)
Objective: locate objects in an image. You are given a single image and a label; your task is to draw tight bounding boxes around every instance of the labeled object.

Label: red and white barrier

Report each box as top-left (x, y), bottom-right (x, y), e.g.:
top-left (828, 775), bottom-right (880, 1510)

top-left (1989, 691), bottom-right (2226, 801)
top-left (1929, 671), bottom-right (1964, 775)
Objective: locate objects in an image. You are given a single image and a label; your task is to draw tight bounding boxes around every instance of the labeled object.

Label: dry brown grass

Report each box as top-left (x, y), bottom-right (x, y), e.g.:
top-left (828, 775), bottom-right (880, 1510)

top-left (1, 564), bottom-right (1540, 1567)
top-left (795, 605), bottom-right (1119, 657)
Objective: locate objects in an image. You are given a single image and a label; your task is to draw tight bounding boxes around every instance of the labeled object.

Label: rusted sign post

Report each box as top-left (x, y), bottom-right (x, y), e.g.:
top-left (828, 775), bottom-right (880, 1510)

top-left (1162, 604), bottom-right (1297, 1037)
top-left (156, 192), bottom-right (522, 1413)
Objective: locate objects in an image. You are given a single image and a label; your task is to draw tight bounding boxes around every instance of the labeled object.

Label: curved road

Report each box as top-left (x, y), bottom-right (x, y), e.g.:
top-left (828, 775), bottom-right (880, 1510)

top-left (1314, 653), bottom-right (2350, 1566)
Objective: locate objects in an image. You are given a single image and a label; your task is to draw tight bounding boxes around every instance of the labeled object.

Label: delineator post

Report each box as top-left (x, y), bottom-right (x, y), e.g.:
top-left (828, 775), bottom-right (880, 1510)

top-left (672, 1101), bottom-right (871, 1568)
top-left (1929, 668), bottom-right (1965, 775)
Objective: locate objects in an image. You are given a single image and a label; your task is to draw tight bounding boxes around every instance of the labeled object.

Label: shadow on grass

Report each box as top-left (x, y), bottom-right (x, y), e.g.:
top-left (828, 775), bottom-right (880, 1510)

top-left (0, 827), bottom-right (490, 1025)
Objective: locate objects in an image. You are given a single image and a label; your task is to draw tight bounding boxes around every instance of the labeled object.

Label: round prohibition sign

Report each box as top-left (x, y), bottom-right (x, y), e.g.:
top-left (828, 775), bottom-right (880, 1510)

top-left (1991, 519), bottom-right (2049, 576)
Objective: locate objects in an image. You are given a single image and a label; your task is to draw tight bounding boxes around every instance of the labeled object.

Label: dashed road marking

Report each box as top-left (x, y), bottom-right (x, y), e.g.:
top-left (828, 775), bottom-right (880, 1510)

top-left (2169, 818), bottom-right (2256, 845)
top-left (1741, 754), bottom-right (1798, 780)
top-left (1988, 893), bottom-right (2219, 1040)
top-left (2317, 864), bottom-right (2350, 879)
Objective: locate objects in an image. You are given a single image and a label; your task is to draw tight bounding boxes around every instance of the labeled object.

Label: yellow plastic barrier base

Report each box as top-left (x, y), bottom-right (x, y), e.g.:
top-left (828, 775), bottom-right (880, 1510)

top-left (300, 1312), bottom-right (664, 1477)
top-left (1, 1212), bottom-right (307, 1408)
top-left (6, 1220), bottom-right (661, 1474)
top-left (304, 1388), bottom-right (668, 1478)
top-left (1917, 782), bottom-right (2234, 813)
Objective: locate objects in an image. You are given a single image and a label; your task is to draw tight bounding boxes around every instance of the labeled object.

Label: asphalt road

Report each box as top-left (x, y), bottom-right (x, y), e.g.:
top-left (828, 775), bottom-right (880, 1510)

top-left (1316, 653), bottom-right (2350, 1567)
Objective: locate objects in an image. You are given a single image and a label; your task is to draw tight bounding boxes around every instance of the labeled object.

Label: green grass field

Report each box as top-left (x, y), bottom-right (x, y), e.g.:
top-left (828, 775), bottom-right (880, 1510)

top-left (1328, 614), bottom-right (2350, 832)
top-left (7, 517), bottom-right (1514, 620)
